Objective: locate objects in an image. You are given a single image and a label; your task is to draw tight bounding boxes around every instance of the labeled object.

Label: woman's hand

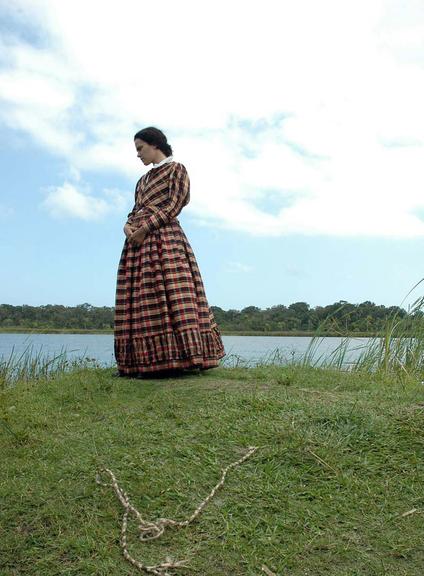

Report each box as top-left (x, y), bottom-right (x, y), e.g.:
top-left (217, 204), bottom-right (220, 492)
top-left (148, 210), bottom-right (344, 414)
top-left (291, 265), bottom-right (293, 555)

top-left (128, 228), bottom-right (147, 246)
top-left (124, 223), bottom-right (135, 239)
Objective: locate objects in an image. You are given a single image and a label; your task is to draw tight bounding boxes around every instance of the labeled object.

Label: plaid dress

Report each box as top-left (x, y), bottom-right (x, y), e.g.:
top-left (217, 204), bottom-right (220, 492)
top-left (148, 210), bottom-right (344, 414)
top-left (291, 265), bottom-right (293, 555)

top-left (114, 161), bottom-right (225, 374)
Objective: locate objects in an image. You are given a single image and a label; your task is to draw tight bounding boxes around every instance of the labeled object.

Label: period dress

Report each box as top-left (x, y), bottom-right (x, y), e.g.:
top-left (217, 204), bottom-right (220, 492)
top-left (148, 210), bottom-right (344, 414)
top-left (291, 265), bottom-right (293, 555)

top-left (114, 157), bottom-right (225, 375)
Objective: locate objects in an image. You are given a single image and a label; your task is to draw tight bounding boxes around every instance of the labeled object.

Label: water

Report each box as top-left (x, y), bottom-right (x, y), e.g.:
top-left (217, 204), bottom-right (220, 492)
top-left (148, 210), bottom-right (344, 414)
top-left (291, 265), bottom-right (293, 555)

top-left (0, 333), bottom-right (370, 367)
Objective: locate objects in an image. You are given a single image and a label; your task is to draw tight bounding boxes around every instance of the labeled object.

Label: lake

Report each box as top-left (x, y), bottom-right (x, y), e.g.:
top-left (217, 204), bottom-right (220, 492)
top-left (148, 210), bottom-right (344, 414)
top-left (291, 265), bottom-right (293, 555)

top-left (0, 333), bottom-right (371, 367)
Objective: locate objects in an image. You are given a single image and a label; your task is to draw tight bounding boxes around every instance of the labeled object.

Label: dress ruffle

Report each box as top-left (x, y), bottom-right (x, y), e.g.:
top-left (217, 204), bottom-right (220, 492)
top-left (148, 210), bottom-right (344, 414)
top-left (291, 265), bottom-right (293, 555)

top-left (115, 325), bottom-right (224, 375)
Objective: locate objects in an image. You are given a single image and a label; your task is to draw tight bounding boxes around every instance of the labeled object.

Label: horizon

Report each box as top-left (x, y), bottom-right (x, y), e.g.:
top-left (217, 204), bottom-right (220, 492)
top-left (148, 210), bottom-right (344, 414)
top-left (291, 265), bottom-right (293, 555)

top-left (0, 297), bottom-right (417, 312)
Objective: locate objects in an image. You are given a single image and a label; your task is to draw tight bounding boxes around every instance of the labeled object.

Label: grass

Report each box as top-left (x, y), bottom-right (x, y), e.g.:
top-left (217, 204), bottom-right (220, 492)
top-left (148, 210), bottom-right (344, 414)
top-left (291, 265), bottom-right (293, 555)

top-left (1, 364), bottom-right (424, 575)
top-left (0, 344), bottom-right (103, 389)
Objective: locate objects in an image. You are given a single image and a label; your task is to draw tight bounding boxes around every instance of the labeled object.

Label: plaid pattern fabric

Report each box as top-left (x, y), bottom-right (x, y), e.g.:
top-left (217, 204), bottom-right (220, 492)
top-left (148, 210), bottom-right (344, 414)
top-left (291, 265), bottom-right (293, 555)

top-left (114, 162), bottom-right (225, 374)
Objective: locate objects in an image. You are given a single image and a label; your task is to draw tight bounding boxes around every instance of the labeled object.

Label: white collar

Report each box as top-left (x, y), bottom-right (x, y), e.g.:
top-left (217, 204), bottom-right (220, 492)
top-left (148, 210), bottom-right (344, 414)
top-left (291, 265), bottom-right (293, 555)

top-left (152, 155), bottom-right (174, 169)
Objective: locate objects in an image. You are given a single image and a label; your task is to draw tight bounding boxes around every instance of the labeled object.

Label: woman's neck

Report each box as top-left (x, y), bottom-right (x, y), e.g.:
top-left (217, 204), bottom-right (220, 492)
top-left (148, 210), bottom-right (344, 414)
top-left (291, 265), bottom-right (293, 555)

top-left (152, 150), bottom-right (166, 164)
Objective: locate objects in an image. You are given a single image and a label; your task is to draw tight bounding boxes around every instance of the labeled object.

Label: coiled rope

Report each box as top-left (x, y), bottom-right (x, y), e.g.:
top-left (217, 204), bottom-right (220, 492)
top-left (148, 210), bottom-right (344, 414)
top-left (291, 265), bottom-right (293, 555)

top-left (96, 446), bottom-right (258, 575)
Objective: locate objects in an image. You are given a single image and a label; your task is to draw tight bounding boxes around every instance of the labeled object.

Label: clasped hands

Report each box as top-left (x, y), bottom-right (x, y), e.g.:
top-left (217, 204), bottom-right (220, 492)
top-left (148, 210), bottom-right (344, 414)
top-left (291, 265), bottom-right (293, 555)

top-left (124, 223), bottom-right (147, 246)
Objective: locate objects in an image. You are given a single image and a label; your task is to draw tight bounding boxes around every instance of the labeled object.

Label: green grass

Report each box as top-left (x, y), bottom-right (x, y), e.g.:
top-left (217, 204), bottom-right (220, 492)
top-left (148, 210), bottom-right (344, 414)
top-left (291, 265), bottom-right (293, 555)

top-left (1, 365), bottom-right (424, 575)
top-left (0, 346), bottom-right (104, 389)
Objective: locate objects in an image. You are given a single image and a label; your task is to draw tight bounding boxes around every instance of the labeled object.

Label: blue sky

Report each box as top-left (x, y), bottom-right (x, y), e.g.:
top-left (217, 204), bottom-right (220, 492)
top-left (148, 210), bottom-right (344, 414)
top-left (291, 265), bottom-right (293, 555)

top-left (1, 1), bottom-right (423, 311)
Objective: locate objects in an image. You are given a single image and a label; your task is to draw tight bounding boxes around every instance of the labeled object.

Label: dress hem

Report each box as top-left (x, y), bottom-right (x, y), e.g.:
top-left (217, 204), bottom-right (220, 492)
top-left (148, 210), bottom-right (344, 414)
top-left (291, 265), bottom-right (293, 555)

top-left (114, 326), bottom-right (225, 375)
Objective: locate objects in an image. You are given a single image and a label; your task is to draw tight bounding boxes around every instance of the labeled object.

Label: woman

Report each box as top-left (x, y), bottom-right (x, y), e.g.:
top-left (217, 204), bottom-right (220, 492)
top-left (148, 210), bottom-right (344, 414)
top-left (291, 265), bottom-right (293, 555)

top-left (114, 127), bottom-right (225, 376)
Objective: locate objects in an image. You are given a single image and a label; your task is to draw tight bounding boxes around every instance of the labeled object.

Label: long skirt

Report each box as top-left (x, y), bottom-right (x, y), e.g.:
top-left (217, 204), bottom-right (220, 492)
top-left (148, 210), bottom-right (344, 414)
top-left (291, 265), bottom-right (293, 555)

top-left (114, 219), bottom-right (225, 375)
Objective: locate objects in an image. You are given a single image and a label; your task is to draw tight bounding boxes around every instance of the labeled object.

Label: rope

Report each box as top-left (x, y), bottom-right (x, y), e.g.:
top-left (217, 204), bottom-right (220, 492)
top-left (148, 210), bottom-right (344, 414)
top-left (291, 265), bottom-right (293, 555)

top-left (96, 446), bottom-right (258, 575)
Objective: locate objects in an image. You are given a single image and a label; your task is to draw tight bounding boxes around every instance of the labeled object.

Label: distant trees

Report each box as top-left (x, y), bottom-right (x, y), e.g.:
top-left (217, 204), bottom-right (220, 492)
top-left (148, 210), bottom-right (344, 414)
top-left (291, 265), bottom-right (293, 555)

top-left (210, 300), bottom-right (409, 334)
top-left (0, 301), bottom-right (415, 333)
top-left (0, 304), bottom-right (114, 330)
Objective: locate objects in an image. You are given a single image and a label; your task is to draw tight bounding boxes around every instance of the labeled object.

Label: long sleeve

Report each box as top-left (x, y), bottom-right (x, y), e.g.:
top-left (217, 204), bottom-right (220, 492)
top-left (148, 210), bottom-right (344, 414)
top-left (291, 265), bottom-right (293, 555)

top-left (138, 163), bottom-right (190, 234)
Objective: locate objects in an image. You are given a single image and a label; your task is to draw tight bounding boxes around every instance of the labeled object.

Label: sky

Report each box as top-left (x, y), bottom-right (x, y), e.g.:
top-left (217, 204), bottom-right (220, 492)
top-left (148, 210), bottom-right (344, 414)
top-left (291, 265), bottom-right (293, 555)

top-left (0, 0), bottom-right (423, 311)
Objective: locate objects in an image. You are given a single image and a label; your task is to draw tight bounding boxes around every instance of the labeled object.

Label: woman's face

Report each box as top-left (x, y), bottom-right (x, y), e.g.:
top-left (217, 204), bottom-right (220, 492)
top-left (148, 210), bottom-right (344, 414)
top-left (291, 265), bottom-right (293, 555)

top-left (134, 138), bottom-right (157, 165)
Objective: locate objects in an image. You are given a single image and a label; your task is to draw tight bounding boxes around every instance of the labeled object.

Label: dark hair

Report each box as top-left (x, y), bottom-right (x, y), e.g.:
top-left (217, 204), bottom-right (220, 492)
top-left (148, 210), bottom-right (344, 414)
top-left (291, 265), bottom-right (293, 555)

top-left (134, 126), bottom-right (173, 157)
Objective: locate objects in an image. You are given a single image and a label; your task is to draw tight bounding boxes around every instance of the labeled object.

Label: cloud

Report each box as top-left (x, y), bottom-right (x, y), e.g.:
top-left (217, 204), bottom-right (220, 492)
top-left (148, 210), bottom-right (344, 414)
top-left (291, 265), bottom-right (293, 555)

top-left (2, 1), bottom-right (424, 236)
top-left (181, 127), bottom-right (424, 237)
top-left (42, 182), bottom-right (128, 220)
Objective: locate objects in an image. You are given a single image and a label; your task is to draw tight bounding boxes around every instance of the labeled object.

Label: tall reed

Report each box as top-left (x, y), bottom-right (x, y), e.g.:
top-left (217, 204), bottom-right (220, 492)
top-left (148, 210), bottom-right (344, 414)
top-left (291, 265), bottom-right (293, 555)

top-left (0, 344), bottom-right (101, 388)
top-left (303, 283), bottom-right (424, 378)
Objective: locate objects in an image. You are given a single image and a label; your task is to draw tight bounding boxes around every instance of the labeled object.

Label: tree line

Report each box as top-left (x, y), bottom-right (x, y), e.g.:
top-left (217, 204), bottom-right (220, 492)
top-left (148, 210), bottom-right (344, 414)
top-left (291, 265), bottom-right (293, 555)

top-left (211, 302), bottom-right (414, 333)
top-left (0, 301), bottom-right (419, 334)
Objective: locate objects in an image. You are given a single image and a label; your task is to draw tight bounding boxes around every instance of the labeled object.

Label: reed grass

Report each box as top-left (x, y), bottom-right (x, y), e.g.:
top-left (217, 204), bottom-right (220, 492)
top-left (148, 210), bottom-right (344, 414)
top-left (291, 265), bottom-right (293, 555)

top-left (302, 290), bottom-right (424, 380)
top-left (0, 344), bottom-right (102, 389)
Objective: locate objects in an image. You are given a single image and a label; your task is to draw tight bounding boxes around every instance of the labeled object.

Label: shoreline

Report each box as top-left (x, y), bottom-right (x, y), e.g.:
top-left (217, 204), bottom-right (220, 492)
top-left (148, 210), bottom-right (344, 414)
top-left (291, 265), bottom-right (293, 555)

top-left (0, 327), bottom-right (377, 337)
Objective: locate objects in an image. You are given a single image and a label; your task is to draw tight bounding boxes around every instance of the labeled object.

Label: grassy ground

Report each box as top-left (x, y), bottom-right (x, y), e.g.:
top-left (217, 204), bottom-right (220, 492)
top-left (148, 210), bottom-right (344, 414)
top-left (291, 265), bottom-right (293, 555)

top-left (1, 365), bottom-right (424, 575)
